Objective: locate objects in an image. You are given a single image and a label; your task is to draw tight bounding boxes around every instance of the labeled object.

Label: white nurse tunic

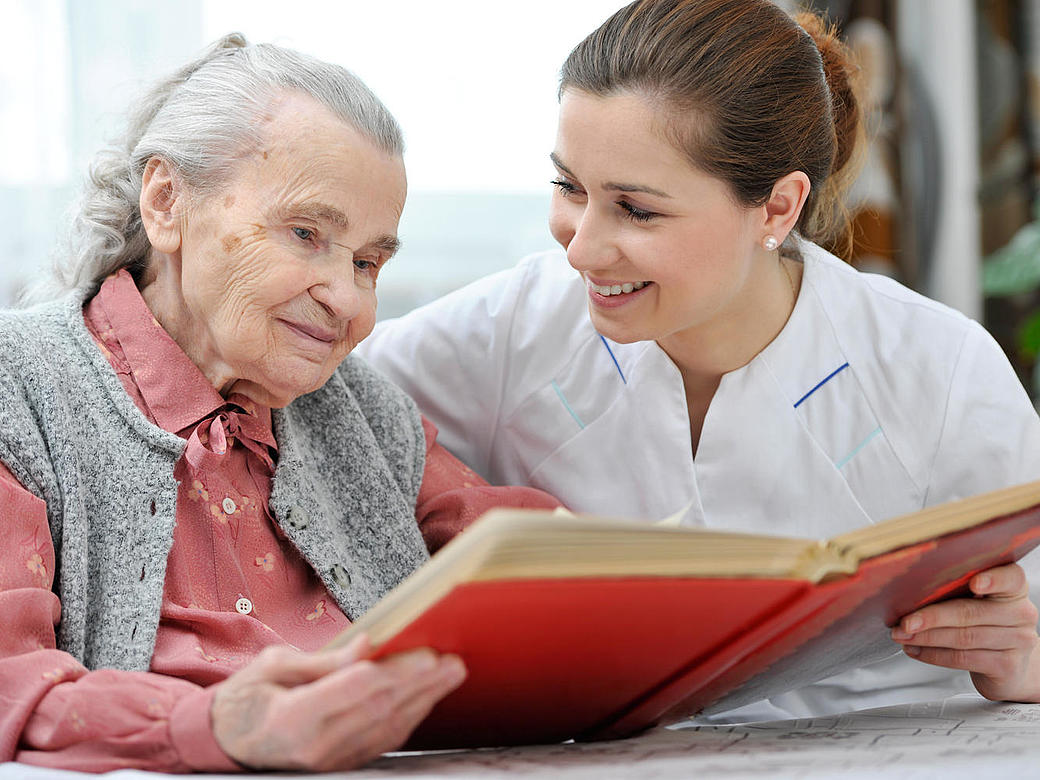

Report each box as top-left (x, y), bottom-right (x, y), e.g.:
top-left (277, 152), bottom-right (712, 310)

top-left (358, 241), bottom-right (1040, 721)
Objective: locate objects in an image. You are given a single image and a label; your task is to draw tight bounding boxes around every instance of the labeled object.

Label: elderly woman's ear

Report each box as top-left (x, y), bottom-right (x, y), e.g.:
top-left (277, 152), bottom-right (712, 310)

top-left (139, 157), bottom-right (184, 255)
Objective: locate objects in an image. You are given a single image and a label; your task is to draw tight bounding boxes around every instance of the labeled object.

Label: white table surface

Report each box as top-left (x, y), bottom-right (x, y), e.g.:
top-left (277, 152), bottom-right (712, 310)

top-left (3, 695), bottom-right (1039, 779)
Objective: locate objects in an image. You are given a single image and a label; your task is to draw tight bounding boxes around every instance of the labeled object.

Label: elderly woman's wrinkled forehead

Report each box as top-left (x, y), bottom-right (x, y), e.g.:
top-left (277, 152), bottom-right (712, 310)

top-left (217, 92), bottom-right (406, 226)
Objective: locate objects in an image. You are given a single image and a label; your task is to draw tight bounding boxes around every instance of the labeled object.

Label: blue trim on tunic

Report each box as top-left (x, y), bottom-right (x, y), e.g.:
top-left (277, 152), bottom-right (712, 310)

top-left (551, 380), bottom-right (586, 429)
top-left (835, 426), bottom-right (882, 469)
top-left (599, 335), bottom-right (627, 384)
top-left (794, 362), bottom-right (850, 408)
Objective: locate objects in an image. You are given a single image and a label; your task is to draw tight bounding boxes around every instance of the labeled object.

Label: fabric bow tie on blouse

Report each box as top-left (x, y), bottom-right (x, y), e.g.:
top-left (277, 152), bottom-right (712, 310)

top-left (184, 398), bottom-right (277, 473)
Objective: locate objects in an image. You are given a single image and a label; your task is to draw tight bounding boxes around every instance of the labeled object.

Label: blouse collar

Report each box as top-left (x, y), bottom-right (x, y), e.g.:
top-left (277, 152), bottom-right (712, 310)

top-left (85, 269), bottom-right (274, 446)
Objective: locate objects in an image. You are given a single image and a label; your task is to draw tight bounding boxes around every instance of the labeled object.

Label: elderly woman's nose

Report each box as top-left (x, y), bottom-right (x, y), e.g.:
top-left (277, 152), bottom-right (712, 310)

top-left (312, 273), bottom-right (365, 320)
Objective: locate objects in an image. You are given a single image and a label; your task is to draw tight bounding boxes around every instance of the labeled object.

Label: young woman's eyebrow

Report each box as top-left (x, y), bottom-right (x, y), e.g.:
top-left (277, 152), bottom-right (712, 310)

top-left (549, 152), bottom-right (576, 178)
top-left (550, 152), bottom-right (672, 198)
top-left (604, 181), bottom-right (673, 199)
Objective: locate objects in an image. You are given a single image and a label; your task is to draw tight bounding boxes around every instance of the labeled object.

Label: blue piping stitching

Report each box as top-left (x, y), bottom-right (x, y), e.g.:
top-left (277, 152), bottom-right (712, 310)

top-left (793, 362), bottom-right (850, 408)
top-left (599, 335), bottom-right (627, 384)
top-left (551, 380), bottom-right (586, 429)
top-left (835, 426), bottom-right (882, 470)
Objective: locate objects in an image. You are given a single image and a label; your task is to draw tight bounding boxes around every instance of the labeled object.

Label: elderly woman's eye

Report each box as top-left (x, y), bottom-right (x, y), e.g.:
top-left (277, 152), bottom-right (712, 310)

top-left (354, 258), bottom-right (376, 272)
top-left (291, 226), bottom-right (314, 242)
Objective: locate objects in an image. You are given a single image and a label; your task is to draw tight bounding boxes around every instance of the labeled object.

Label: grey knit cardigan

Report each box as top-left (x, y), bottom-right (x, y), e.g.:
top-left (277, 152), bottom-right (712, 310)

top-left (0, 292), bottom-right (430, 672)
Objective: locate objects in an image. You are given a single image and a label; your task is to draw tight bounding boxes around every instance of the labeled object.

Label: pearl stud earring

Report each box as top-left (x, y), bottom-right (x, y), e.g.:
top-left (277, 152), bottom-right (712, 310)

top-left (763, 235), bottom-right (779, 251)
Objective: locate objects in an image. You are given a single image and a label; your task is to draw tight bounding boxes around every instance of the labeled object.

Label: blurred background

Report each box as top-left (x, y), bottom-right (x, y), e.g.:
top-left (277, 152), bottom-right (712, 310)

top-left (2, 0), bottom-right (1040, 395)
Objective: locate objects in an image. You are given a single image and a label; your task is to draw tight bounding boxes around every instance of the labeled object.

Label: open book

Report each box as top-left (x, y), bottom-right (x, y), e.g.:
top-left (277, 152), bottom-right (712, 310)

top-left (328, 480), bottom-right (1040, 749)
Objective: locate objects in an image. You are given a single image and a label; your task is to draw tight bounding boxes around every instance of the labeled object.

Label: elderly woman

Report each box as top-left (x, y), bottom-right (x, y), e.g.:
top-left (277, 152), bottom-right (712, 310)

top-left (0, 35), bottom-right (557, 773)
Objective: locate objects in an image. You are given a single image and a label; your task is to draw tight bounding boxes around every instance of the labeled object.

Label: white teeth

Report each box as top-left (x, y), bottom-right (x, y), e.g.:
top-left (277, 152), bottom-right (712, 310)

top-left (589, 280), bottom-right (650, 296)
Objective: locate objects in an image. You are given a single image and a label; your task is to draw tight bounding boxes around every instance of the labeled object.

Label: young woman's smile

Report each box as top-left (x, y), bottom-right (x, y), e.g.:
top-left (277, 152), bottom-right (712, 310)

top-left (584, 276), bottom-right (653, 309)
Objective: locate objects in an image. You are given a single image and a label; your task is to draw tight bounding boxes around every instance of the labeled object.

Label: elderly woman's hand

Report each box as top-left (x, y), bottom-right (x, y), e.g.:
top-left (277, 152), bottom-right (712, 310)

top-left (891, 563), bottom-right (1040, 702)
top-left (210, 635), bottom-right (465, 771)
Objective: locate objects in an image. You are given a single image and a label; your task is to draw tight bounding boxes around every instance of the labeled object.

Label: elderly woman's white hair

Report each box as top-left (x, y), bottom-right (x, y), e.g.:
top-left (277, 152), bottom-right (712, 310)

top-left (30, 33), bottom-right (403, 301)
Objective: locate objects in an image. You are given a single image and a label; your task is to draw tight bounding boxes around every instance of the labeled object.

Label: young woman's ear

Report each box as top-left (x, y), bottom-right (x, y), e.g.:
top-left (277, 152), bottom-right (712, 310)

top-left (761, 171), bottom-right (811, 246)
top-left (139, 157), bottom-right (185, 255)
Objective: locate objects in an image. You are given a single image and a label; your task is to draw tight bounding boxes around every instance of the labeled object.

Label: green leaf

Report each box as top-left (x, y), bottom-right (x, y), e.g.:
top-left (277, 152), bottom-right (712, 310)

top-left (983, 221), bottom-right (1040, 296)
top-left (1018, 310), bottom-right (1040, 359)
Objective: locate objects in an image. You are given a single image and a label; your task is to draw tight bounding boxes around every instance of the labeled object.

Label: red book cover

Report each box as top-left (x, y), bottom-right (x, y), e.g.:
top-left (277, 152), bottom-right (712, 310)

top-left (671, 502), bottom-right (1040, 725)
top-left (383, 577), bottom-right (812, 748)
top-left (348, 490), bottom-right (1040, 750)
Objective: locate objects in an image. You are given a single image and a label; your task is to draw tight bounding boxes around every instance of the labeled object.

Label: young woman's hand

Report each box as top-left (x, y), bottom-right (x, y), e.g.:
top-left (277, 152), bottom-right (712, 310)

top-left (210, 635), bottom-right (466, 771)
top-left (891, 563), bottom-right (1040, 702)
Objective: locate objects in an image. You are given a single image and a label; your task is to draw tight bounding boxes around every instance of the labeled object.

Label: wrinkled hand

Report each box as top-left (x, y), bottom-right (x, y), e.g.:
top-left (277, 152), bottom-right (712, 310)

top-left (211, 635), bottom-right (466, 771)
top-left (891, 563), bottom-right (1040, 702)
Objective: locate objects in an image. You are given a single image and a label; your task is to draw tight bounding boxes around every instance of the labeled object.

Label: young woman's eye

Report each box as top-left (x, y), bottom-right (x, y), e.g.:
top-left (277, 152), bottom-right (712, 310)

top-left (618, 200), bottom-right (657, 223)
top-left (550, 178), bottom-right (580, 196)
top-left (291, 226), bottom-right (315, 242)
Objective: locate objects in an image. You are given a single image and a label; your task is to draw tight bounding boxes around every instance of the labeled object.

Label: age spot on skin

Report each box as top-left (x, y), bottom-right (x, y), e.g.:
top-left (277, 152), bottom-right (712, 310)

top-left (221, 233), bottom-right (242, 254)
top-left (224, 194), bottom-right (235, 208)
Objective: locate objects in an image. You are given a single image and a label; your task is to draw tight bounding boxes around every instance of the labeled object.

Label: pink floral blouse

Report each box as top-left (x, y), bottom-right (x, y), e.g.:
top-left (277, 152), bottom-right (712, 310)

top-left (0, 270), bottom-right (560, 773)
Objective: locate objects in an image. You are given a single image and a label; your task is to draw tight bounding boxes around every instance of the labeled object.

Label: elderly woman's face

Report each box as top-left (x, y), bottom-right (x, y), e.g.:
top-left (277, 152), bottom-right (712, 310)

top-left (147, 94), bottom-right (406, 408)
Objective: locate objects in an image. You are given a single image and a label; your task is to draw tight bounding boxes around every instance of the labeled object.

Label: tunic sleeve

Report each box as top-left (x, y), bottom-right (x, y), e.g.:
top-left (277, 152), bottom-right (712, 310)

top-left (924, 322), bottom-right (1040, 502)
top-left (924, 323), bottom-right (1040, 596)
top-left (0, 462), bottom-right (238, 773)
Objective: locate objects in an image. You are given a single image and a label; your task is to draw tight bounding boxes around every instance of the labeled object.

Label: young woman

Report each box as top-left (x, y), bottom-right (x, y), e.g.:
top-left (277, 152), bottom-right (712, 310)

top-left (359, 0), bottom-right (1040, 721)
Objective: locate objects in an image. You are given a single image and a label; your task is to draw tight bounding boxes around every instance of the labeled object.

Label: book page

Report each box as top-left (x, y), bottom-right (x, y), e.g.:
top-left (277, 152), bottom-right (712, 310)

top-left (834, 479), bottom-right (1040, 560)
top-left (698, 604), bottom-right (900, 716)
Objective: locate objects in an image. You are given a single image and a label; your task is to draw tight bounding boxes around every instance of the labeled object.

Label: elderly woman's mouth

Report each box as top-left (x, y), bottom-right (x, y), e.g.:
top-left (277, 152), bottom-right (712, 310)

top-left (279, 319), bottom-right (338, 345)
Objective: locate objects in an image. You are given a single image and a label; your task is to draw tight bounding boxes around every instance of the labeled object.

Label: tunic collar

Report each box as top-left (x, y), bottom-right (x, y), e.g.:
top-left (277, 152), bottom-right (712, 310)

top-left (584, 245), bottom-right (879, 537)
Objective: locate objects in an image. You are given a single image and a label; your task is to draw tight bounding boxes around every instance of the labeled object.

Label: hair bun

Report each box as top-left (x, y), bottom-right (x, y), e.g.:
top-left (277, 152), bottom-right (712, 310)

top-left (793, 12), bottom-right (862, 177)
top-left (792, 10), bottom-right (865, 258)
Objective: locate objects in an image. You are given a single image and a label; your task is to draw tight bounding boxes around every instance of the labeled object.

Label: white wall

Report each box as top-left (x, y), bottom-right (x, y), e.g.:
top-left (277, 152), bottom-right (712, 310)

top-left (0, 0), bottom-right (626, 312)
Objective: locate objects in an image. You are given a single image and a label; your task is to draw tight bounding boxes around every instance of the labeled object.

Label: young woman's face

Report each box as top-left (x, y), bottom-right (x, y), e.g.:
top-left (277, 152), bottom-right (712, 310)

top-left (548, 89), bottom-right (768, 349)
